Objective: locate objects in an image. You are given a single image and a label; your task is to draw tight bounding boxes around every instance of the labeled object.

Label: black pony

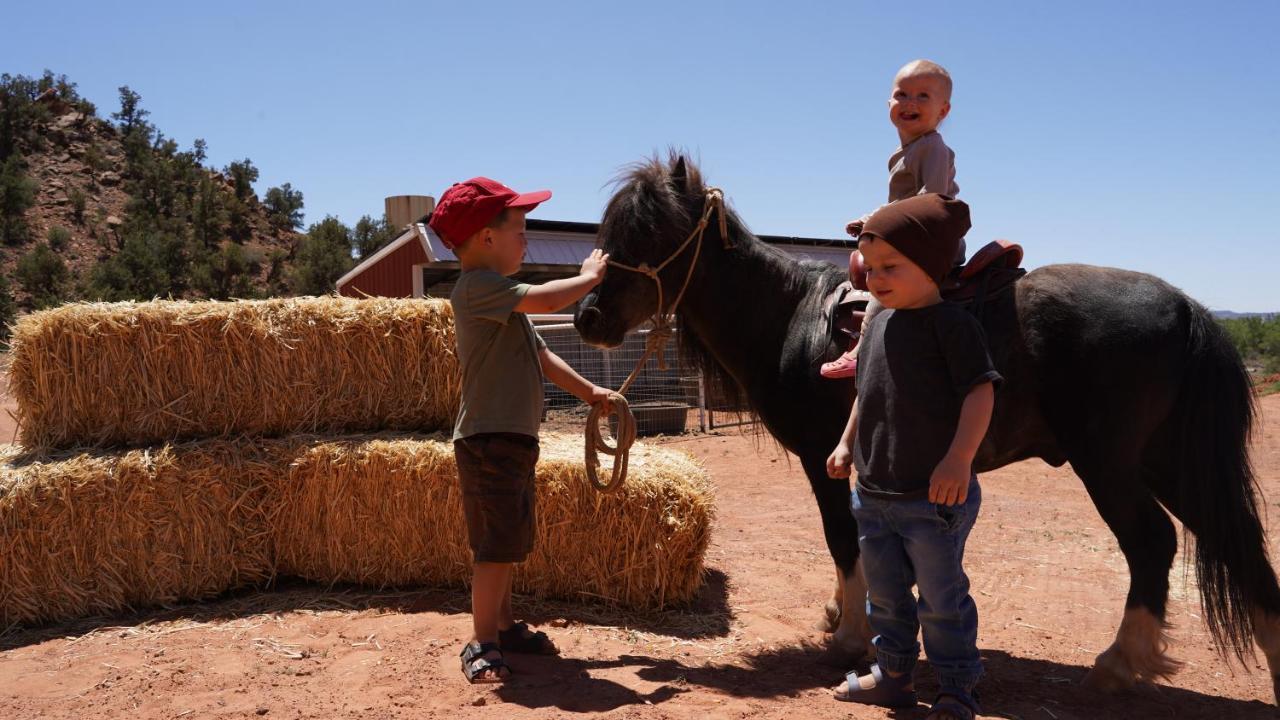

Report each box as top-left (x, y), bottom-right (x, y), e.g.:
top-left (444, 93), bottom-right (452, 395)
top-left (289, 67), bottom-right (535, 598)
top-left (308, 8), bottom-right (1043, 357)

top-left (574, 154), bottom-right (1280, 703)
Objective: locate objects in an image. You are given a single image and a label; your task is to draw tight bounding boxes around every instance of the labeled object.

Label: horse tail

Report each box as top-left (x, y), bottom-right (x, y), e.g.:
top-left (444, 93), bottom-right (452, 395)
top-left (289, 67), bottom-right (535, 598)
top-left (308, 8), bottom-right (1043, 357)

top-left (1168, 300), bottom-right (1277, 661)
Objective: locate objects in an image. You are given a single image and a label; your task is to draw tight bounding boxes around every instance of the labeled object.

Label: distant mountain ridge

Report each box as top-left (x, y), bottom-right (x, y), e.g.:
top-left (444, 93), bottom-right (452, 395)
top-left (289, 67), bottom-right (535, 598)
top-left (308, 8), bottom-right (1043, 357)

top-left (1213, 310), bottom-right (1277, 319)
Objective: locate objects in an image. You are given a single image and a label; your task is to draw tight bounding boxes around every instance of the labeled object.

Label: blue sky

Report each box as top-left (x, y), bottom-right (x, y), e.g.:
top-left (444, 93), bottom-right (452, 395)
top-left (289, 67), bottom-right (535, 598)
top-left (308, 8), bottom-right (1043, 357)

top-left (6, 1), bottom-right (1278, 310)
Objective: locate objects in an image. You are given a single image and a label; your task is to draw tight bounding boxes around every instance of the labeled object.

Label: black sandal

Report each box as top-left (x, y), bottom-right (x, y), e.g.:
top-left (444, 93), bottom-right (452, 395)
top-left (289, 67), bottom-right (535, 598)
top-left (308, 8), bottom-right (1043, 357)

top-left (460, 641), bottom-right (509, 684)
top-left (498, 621), bottom-right (559, 655)
top-left (927, 690), bottom-right (980, 720)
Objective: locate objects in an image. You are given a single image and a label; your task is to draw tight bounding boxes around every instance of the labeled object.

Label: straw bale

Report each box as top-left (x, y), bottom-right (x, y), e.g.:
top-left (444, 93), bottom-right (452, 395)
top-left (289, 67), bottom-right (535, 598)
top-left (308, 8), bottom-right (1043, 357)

top-left (0, 432), bottom-right (713, 627)
top-left (5, 296), bottom-right (459, 451)
top-left (272, 434), bottom-right (714, 609)
top-left (0, 442), bottom-right (276, 627)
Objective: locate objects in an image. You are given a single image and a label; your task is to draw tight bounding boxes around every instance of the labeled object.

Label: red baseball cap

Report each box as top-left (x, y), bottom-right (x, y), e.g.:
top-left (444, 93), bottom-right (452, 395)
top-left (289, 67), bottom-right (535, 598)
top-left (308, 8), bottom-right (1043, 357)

top-left (427, 177), bottom-right (552, 249)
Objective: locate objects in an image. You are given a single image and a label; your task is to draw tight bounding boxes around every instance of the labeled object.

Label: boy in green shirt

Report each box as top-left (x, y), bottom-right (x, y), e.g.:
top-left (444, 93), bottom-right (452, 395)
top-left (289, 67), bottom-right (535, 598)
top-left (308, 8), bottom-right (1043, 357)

top-left (429, 177), bottom-right (612, 683)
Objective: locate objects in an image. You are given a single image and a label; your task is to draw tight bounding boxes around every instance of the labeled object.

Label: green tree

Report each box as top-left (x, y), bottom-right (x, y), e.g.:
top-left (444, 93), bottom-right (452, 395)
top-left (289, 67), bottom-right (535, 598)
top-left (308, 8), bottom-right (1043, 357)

top-left (190, 175), bottom-right (227, 249)
top-left (0, 152), bottom-right (38, 245)
top-left (225, 158), bottom-right (258, 201)
top-left (1221, 315), bottom-right (1280, 375)
top-left (191, 242), bottom-right (261, 300)
top-left (0, 273), bottom-right (16, 344)
top-left (16, 242), bottom-right (69, 309)
top-left (223, 159), bottom-right (259, 243)
top-left (0, 72), bottom-right (52, 161)
top-left (81, 143), bottom-right (108, 192)
top-left (111, 86), bottom-right (149, 135)
top-left (264, 182), bottom-right (304, 230)
top-left (36, 70), bottom-right (95, 117)
top-left (264, 247), bottom-right (291, 297)
top-left (353, 214), bottom-right (398, 259)
top-left (84, 230), bottom-right (187, 301)
top-left (291, 216), bottom-right (353, 295)
top-left (112, 86), bottom-right (157, 170)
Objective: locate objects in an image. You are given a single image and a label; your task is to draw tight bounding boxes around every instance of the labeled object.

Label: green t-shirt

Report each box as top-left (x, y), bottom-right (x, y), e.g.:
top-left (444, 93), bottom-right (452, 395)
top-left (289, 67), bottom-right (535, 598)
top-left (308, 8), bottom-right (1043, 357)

top-left (450, 269), bottom-right (548, 441)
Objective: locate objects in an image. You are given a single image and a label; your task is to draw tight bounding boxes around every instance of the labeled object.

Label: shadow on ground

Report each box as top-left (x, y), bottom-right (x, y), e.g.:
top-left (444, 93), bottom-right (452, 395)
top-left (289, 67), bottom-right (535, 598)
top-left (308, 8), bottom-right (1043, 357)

top-left (492, 646), bottom-right (1276, 718)
top-left (1, 568), bottom-right (734, 651)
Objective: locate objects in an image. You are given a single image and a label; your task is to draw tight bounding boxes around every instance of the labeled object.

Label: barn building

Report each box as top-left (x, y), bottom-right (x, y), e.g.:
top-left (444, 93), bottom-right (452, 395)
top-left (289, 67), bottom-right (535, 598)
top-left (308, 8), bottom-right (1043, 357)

top-left (335, 195), bottom-right (857, 304)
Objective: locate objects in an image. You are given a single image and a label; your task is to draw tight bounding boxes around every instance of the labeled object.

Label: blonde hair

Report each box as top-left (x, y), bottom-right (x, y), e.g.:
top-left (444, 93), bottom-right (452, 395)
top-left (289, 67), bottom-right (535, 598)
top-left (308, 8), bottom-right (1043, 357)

top-left (895, 59), bottom-right (952, 100)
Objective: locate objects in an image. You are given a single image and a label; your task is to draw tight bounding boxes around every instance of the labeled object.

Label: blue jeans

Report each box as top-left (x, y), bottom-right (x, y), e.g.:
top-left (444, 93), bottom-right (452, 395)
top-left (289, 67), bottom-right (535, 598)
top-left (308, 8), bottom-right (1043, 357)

top-left (851, 478), bottom-right (983, 695)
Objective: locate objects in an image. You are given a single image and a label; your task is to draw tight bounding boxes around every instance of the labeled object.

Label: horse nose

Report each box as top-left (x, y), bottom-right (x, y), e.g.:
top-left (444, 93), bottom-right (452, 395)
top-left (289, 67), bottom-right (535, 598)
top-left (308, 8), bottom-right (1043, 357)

top-left (575, 303), bottom-right (603, 335)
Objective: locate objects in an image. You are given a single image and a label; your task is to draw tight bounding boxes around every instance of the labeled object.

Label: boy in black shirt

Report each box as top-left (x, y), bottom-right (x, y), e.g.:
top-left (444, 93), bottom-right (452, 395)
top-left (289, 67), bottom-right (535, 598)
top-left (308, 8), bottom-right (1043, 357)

top-left (826, 194), bottom-right (1000, 720)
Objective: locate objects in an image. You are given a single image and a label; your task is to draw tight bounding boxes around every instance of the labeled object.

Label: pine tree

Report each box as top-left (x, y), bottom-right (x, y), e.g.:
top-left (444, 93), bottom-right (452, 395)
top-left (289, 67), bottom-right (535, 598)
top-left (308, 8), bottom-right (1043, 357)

top-left (353, 214), bottom-right (399, 259)
top-left (264, 182), bottom-right (304, 230)
top-left (291, 216), bottom-right (354, 295)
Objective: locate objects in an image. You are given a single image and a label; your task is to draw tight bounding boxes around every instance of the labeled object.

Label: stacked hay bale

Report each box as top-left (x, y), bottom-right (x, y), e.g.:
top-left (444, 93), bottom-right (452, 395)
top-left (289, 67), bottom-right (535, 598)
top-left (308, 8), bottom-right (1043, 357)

top-left (6, 297), bottom-right (460, 451)
top-left (1, 298), bottom-right (713, 628)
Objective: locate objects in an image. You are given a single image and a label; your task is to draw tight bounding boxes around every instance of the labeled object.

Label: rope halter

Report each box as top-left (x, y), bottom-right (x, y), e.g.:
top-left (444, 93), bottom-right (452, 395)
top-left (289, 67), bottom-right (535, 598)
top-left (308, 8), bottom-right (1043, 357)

top-left (583, 187), bottom-right (731, 492)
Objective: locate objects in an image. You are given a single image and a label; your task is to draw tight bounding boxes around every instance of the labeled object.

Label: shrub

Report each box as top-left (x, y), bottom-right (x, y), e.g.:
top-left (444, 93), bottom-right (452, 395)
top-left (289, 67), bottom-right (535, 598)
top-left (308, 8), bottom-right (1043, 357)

top-left (0, 152), bottom-right (38, 245)
top-left (47, 225), bottom-right (71, 252)
top-left (68, 186), bottom-right (87, 223)
top-left (0, 273), bottom-right (15, 344)
top-left (16, 242), bottom-right (69, 309)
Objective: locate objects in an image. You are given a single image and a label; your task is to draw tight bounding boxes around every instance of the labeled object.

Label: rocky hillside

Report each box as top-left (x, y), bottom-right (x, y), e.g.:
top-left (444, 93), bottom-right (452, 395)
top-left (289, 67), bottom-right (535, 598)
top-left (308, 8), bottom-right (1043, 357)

top-left (1, 78), bottom-right (303, 311)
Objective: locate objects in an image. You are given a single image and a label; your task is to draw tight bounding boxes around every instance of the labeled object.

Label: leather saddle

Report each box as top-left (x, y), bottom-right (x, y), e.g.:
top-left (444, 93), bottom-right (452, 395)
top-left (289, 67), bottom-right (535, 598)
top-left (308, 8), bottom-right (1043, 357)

top-left (824, 240), bottom-right (1026, 345)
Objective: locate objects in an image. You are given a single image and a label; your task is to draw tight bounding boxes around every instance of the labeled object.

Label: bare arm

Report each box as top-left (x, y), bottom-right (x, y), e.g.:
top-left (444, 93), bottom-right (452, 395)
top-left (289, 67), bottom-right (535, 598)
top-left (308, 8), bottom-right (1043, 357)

top-left (514, 249), bottom-right (609, 314)
top-left (826, 398), bottom-right (860, 479)
top-left (539, 347), bottom-right (612, 408)
top-left (929, 381), bottom-right (994, 505)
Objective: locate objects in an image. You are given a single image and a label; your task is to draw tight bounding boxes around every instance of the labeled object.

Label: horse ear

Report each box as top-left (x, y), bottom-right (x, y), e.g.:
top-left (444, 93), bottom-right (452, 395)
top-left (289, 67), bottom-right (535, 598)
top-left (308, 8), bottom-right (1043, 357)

top-left (671, 155), bottom-right (688, 191)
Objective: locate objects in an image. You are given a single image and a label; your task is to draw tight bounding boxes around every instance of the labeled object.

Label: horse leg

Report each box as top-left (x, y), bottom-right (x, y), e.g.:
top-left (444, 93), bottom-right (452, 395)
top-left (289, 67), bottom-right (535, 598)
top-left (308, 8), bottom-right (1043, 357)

top-left (830, 557), bottom-right (872, 659)
top-left (1074, 464), bottom-right (1182, 690)
top-left (822, 564), bottom-right (842, 632)
top-left (803, 454), bottom-right (873, 660)
top-left (1144, 465), bottom-right (1280, 703)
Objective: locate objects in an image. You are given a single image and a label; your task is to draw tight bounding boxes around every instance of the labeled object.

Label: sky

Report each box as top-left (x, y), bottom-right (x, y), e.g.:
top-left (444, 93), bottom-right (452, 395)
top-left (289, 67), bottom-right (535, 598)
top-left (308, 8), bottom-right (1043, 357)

top-left (5, 0), bottom-right (1279, 311)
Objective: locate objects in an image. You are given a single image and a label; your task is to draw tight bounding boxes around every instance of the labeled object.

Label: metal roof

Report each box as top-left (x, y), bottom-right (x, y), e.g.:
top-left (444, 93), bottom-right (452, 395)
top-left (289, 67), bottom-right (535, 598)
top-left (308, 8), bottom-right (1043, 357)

top-left (417, 214), bottom-right (854, 269)
top-left (423, 225), bottom-right (602, 267)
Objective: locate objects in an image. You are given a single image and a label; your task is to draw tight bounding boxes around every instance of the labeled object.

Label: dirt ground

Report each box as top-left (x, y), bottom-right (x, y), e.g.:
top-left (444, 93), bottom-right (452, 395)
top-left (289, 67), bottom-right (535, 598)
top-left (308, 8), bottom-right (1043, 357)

top-left (2, 392), bottom-right (1280, 719)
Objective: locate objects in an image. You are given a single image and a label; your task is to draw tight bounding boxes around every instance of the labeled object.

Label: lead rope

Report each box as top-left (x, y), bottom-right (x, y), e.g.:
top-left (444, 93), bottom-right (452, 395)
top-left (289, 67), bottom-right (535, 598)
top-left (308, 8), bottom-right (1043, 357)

top-left (583, 188), bottom-right (727, 492)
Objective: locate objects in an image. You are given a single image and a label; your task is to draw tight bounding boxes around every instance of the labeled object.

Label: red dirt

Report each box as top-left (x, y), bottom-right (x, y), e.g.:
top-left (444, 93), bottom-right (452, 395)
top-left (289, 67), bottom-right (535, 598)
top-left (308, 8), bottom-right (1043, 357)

top-left (2, 394), bottom-right (1279, 718)
top-left (0, 375), bottom-right (16, 446)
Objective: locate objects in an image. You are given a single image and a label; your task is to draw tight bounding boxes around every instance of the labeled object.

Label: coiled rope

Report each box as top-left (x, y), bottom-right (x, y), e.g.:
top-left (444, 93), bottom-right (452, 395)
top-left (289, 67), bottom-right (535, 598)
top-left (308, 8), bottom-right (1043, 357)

top-left (583, 189), bottom-right (729, 492)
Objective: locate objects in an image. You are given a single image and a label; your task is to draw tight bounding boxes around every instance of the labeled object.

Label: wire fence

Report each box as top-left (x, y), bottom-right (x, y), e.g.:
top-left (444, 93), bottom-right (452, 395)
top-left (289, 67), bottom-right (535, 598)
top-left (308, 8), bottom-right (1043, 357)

top-left (533, 317), bottom-right (752, 436)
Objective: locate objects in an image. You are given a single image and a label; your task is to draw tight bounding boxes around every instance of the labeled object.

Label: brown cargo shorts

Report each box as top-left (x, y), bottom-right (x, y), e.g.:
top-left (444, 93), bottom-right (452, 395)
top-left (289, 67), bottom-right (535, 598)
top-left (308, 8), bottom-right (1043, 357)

top-left (454, 432), bottom-right (540, 564)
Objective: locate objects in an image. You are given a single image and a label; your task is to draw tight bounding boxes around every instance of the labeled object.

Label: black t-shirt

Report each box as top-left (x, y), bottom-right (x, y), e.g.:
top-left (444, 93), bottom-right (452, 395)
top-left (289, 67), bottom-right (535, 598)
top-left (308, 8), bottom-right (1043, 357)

top-left (853, 301), bottom-right (1003, 500)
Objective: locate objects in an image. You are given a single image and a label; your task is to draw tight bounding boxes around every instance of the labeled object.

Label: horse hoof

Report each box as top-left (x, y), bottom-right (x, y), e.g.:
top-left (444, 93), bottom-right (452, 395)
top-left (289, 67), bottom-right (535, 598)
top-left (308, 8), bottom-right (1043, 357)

top-left (1083, 647), bottom-right (1137, 693)
top-left (816, 601), bottom-right (841, 633)
top-left (818, 642), bottom-right (864, 668)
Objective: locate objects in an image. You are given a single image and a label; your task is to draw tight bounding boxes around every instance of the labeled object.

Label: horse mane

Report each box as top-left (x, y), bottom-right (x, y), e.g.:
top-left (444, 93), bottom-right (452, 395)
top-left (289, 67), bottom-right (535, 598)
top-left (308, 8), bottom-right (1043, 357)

top-left (607, 152), bottom-right (835, 425)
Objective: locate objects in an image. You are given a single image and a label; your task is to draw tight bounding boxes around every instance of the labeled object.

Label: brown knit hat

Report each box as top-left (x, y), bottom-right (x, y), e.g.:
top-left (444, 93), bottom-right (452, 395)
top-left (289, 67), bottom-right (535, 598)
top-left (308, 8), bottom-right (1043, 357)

top-left (861, 194), bottom-right (970, 285)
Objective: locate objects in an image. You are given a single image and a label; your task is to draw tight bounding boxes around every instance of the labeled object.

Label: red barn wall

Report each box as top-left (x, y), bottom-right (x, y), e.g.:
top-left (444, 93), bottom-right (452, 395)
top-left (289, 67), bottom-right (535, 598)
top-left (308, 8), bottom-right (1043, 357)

top-left (337, 240), bottom-right (428, 298)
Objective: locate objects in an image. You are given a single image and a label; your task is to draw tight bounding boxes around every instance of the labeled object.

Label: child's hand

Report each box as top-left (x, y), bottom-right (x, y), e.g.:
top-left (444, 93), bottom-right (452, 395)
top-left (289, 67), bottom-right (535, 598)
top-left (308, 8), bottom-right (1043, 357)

top-left (826, 443), bottom-right (853, 479)
top-left (928, 454), bottom-right (971, 506)
top-left (580, 249), bottom-right (610, 286)
top-left (588, 385), bottom-right (614, 414)
top-left (845, 219), bottom-right (864, 237)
